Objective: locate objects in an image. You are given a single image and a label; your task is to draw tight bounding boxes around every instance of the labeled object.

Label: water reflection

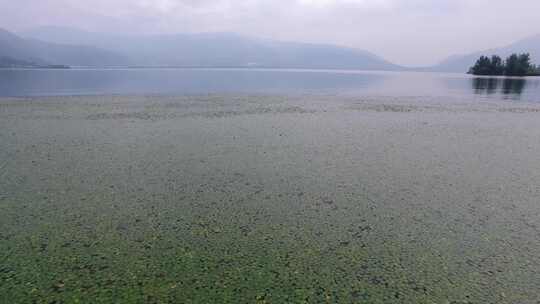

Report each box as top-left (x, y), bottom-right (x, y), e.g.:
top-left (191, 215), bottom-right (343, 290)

top-left (472, 77), bottom-right (527, 99)
top-left (502, 78), bottom-right (527, 96)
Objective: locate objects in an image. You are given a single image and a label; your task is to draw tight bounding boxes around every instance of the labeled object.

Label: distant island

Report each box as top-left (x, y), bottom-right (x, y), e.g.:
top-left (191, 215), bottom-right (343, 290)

top-left (468, 53), bottom-right (540, 76)
top-left (0, 56), bottom-right (70, 69)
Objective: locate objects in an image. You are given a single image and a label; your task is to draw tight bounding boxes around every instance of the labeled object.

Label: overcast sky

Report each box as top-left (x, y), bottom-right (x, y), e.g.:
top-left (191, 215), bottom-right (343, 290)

top-left (2, 0), bottom-right (540, 66)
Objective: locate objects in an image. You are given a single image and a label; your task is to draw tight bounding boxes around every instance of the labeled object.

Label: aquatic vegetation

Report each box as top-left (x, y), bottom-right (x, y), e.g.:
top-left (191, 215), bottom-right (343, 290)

top-left (1, 95), bottom-right (539, 303)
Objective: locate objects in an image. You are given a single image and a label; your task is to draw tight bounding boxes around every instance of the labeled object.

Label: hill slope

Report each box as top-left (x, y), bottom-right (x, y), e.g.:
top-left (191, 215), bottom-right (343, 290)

top-left (0, 28), bottom-right (128, 67)
top-left (431, 34), bottom-right (540, 73)
top-left (22, 26), bottom-right (402, 70)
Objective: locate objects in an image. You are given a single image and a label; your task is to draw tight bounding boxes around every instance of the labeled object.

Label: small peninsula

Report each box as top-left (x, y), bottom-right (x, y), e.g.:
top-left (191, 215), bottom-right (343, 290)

top-left (0, 56), bottom-right (70, 69)
top-left (468, 53), bottom-right (540, 76)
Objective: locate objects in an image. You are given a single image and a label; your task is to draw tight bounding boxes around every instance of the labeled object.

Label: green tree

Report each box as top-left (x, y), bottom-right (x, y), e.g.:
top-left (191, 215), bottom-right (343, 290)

top-left (469, 53), bottom-right (536, 76)
top-left (528, 64), bottom-right (540, 76)
top-left (468, 55), bottom-right (504, 75)
top-left (490, 55), bottom-right (504, 75)
top-left (469, 56), bottom-right (492, 75)
top-left (504, 53), bottom-right (531, 76)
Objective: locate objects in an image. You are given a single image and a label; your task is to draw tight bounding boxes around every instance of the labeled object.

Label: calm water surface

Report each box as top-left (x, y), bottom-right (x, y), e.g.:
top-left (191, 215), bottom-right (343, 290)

top-left (1, 68), bottom-right (539, 102)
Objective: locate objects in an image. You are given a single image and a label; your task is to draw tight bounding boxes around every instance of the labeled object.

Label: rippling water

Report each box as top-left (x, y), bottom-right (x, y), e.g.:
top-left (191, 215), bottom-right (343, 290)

top-left (1, 68), bottom-right (539, 102)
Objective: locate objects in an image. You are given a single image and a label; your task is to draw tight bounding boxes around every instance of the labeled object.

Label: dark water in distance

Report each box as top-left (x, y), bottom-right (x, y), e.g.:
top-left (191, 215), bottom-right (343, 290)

top-left (1, 68), bottom-right (539, 102)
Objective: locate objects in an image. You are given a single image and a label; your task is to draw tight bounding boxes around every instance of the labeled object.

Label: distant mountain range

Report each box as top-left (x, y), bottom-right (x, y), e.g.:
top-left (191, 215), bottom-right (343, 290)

top-left (1, 26), bottom-right (400, 70)
top-left (430, 34), bottom-right (540, 73)
top-left (2, 26), bottom-right (539, 72)
top-left (0, 28), bottom-right (126, 67)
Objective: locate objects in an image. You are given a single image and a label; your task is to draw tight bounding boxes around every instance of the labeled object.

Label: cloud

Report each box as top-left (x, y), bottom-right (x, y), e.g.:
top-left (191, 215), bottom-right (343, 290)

top-left (2, 0), bottom-right (540, 66)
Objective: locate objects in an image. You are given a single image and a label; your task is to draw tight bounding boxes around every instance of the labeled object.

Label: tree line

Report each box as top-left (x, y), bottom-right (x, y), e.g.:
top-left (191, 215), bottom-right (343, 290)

top-left (468, 53), bottom-right (540, 76)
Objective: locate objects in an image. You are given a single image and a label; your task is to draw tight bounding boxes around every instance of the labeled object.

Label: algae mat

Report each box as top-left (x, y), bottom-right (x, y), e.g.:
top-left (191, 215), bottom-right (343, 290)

top-left (1, 95), bottom-right (539, 303)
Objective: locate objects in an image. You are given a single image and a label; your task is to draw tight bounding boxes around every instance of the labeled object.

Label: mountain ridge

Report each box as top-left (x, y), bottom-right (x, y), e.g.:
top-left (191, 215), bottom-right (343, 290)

top-left (7, 26), bottom-right (540, 72)
top-left (0, 28), bottom-right (128, 67)
top-left (19, 26), bottom-right (402, 70)
top-left (430, 34), bottom-right (540, 73)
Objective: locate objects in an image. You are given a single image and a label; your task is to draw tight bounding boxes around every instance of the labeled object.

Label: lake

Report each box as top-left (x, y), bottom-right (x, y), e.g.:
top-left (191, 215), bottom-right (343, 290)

top-left (1, 68), bottom-right (539, 102)
top-left (2, 70), bottom-right (540, 303)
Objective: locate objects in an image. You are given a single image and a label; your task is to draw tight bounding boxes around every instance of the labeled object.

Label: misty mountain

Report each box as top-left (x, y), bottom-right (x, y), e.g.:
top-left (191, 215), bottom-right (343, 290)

top-left (0, 28), bottom-right (128, 67)
top-left (431, 34), bottom-right (540, 73)
top-left (21, 26), bottom-right (402, 70)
